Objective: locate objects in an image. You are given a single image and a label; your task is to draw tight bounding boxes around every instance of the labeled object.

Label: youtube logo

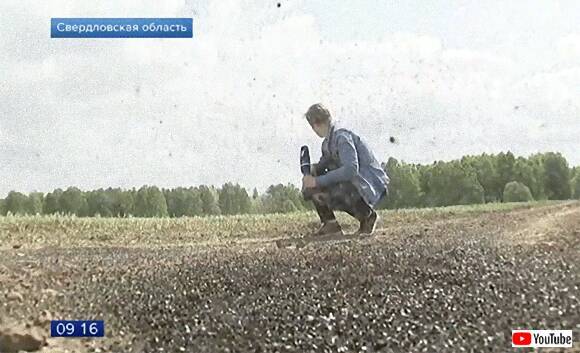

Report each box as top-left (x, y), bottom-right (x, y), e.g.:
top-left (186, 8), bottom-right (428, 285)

top-left (512, 330), bottom-right (573, 348)
top-left (512, 332), bottom-right (532, 346)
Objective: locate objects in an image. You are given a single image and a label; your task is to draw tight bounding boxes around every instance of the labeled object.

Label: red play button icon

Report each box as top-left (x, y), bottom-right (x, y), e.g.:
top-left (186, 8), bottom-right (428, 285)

top-left (512, 332), bottom-right (532, 346)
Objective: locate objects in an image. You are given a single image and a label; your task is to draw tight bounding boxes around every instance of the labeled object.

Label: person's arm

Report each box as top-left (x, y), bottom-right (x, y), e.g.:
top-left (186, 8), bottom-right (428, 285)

top-left (311, 140), bottom-right (333, 176)
top-left (315, 133), bottom-right (359, 187)
top-left (312, 154), bottom-right (330, 176)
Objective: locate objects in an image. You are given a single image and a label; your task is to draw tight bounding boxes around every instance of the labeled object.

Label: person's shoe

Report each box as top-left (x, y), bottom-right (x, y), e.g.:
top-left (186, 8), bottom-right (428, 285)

top-left (356, 210), bottom-right (379, 235)
top-left (314, 220), bottom-right (344, 237)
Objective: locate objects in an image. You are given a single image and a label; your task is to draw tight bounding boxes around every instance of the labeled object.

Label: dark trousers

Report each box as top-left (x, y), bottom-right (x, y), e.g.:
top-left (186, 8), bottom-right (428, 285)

top-left (303, 182), bottom-right (373, 223)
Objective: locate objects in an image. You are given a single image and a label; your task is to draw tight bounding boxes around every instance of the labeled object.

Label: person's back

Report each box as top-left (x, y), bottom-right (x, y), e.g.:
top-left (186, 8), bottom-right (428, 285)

top-left (318, 124), bottom-right (389, 208)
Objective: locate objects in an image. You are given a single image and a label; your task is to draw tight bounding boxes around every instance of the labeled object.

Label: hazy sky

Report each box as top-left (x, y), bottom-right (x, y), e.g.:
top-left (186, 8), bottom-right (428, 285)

top-left (1, 0), bottom-right (579, 197)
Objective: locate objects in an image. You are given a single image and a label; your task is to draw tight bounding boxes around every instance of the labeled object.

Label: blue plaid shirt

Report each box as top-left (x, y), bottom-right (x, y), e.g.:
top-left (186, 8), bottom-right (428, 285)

top-left (315, 123), bottom-right (389, 207)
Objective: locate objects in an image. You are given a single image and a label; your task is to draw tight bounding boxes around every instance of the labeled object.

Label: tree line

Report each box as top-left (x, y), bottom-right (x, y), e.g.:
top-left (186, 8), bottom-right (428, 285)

top-left (379, 151), bottom-right (579, 209)
top-left (1, 151), bottom-right (579, 217)
top-left (0, 183), bottom-right (311, 217)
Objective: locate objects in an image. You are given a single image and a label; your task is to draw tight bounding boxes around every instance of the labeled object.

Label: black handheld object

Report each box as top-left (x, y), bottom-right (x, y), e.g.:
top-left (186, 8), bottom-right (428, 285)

top-left (300, 145), bottom-right (311, 176)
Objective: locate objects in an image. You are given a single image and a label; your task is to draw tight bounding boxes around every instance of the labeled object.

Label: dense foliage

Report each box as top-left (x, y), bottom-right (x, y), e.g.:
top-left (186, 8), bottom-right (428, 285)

top-left (503, 181), bottom-right (534, 203)
top-left (378, 151), bottom-right (576, 209)
top-left (0, 151), bottom-right (577, 217)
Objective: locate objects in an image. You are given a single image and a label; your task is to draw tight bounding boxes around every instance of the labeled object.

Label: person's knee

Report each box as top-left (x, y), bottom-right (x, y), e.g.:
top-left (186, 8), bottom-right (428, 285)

top-left (303, 187), bottom-right (327, 201)
top-left (311, 192), bottom-right (329, 205)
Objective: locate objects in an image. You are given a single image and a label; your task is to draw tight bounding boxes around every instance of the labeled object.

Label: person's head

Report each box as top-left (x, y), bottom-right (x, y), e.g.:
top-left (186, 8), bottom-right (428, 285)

top-left (305, 103), bottom-right (332, 138)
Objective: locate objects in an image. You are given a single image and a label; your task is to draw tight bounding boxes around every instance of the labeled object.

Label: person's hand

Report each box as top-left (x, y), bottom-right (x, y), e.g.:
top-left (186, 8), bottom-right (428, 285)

top-left (302, 175), bottom-right (317, 189)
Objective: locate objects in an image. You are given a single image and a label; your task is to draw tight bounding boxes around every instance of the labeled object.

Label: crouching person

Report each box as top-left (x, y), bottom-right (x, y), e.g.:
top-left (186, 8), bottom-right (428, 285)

top-left (302, 103), bottom-right (389, 236)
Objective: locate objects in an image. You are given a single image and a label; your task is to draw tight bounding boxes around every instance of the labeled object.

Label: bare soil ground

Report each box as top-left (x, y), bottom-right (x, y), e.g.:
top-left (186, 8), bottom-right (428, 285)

top-left (1, 202), bottom-right (579, 353)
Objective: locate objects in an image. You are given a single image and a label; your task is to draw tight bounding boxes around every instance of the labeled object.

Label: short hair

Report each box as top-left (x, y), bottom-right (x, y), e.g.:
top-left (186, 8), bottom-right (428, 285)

top-left (305, 103), bottom-right (332, 125)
